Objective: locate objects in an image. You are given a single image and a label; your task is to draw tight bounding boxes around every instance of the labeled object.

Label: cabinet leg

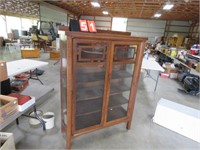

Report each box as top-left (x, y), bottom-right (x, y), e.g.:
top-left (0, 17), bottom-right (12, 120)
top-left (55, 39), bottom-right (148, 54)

top-left (66, 128), bottom-right (72, 150)
top-left (66, 138), bottom-right (71, 150)
top-left (126, 121), bottom-right (131, 130)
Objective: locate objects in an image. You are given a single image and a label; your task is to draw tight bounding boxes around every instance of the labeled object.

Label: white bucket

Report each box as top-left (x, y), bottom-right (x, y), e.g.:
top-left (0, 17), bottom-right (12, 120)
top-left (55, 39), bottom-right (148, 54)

top-left (42, 112), bottom-right (55, 130)
top-left (29, 110), bottom-right (43, 126)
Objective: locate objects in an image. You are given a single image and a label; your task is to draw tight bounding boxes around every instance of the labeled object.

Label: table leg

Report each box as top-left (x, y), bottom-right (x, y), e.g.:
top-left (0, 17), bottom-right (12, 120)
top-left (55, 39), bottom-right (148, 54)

top-left (29, 68), bottom-right (44, 85)
top-left (54, 59), bottom-right (60, 65)
top-left (22, 105), bottom-right (46, 130)
top-left (16, 118), bottom-right (19, 125)
top-left (154, 71), bottom-right (160, 92)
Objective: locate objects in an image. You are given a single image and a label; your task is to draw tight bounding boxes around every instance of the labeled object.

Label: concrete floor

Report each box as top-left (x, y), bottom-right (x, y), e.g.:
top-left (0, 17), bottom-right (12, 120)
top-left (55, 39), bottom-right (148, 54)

top-left (0, 47), bottom-right (199, 149)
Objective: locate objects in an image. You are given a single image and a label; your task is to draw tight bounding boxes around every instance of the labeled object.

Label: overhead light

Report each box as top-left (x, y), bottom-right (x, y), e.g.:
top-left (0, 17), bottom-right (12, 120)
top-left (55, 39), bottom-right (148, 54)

top-left (102, 10), bottom-right (109, 15)
top-left (91, 1), bottom-right (100, 7)
top-left (154, 13), bottom-right (161, 17)
top-left (163, 4), bottom-right (174, 10)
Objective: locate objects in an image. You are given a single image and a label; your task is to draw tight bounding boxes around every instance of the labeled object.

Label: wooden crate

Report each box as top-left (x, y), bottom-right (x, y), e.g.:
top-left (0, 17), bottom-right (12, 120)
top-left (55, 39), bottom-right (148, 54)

top-left (50, 51), bottom-right (60, 60)
top-left (21, 48), bottom-right (40, 58)
top-left (0, 95), bottom-right (18, 123)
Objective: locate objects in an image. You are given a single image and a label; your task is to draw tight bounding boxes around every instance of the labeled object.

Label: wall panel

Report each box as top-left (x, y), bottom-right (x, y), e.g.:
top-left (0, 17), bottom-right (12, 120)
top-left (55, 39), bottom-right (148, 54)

top-left (127, 19), bottom-right (166, 43)
top-left (40, 5), bottom-right (68, 25)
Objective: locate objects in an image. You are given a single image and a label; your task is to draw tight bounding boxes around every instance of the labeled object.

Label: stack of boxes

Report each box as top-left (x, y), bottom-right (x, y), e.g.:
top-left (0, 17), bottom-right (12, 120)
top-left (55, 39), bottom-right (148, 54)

top-left (161, 63), bottom-right (178, 78)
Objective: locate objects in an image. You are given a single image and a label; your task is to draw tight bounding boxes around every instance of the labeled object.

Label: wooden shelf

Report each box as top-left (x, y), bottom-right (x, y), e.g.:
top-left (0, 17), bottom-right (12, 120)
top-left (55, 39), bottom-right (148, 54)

top-left (76, 106), bottom-right (127, 130)
top-left (76, 94), bottom-right (128, 116)
top-left (107, 107), bottom-right (127, 121)
top-left (77, 83), bottom-right (130, 101)
top-left (77, 70), bottom-right (132, 83)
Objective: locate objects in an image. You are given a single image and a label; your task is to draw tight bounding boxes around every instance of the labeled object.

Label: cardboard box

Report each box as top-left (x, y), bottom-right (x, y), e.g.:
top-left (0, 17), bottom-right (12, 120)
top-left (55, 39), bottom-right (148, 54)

top-left (170, 73), bottom-right (178, 79)
top-left (163, 63), bottom-right (178, 74)
top-left (0, 61), bottom-right (8, 82)
top-left (50, 51), bottom-right (60, 60)
top-left (195, 62), bottom-right (200, 72)
top-left (21, 48), bottom-right (40, 58)
top-left (0, 132), bottom-right (16, 150)
top-left (0, 95), bottom-right (18, 123)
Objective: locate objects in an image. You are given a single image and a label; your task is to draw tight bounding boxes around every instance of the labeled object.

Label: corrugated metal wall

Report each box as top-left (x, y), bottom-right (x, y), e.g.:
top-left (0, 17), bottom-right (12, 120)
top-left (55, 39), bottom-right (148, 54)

top-left (127, 19), bottom-right (166, 43)
top-left (40, 5), bottom-right (68, 25)
top-left (165, 20), bottom-right (190, 37)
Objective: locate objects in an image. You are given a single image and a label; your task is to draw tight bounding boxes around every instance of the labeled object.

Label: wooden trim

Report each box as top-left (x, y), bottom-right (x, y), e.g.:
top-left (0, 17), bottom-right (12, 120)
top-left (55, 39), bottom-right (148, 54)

top-left (65, 32), bottom-right (147, 41)
top-left (73, 118), bottom-right (129, 137)
top-left (71, 39), bottom-right (78, 134)
top-left (126, 41), bottom-right (146, 129)
top-left (66, 36), bottom-right (73, 150)
top-left (102, 41), bottom-right (114, 125)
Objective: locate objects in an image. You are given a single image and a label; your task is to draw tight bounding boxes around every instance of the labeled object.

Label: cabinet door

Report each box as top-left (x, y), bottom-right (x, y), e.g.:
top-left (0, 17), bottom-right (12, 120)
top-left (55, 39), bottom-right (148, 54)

top-left (73, 39), bottom-right (109, 132)
top-left (106, 42), bottom-right (137, 122)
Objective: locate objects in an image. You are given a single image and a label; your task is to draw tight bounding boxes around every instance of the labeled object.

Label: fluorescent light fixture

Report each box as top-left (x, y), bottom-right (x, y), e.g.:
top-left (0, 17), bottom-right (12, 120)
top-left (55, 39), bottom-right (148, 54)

top-left (91, 2), bottom-right (100, 7)
top-left (154, 13), bottom-right (161, 17)
top-left (163, 4), bottom-right (174, 10)
top-left (102, 10), bottom-right (109, 15)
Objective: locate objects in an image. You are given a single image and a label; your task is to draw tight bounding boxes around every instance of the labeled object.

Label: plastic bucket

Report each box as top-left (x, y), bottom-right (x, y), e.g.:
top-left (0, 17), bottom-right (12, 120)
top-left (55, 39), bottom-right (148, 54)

top-left (42, 112), bottom-right (55, 130)
top-left (29, 110), bottom-right (43, 125)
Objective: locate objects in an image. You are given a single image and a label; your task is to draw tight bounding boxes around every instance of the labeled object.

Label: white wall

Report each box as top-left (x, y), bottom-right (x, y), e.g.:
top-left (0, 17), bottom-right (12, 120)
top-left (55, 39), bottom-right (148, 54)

top-left (0, 16), bottom-right (7, 38)
top-left (127, 19), bottom-right (166, 43)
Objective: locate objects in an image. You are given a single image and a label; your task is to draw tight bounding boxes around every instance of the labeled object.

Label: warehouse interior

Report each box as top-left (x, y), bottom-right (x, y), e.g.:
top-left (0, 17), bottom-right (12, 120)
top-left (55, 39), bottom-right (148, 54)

top-left (0, 0), bottom-right (199, 149)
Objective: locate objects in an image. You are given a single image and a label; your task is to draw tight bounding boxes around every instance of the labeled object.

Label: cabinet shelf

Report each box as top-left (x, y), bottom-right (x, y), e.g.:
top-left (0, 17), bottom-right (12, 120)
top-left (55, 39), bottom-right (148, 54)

top-left (76, 94), bottom-right (128, 116)
top-left (76, 106), bottom-right (127, 130)
top-left (77, 70), bottom-right (132, 83)
top-left (77, 83), bottom-right (130, 101)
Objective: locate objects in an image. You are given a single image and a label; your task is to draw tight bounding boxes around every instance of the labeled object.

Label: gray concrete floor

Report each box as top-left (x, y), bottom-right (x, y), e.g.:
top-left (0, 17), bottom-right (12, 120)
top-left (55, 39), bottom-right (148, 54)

top-left (0, 47), bottom-right (199, 149)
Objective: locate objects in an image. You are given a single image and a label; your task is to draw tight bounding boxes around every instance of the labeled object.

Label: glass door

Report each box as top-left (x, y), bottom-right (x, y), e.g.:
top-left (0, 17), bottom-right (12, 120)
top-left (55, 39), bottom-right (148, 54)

top-left (73, 39), bottom-right (109, 131)
top-left (106, 43), bottom-right (137, 122)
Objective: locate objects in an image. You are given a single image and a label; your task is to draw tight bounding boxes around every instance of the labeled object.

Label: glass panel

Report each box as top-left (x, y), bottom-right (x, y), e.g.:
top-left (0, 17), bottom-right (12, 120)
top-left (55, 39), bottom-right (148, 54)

top-left (75, 41), bottom-right (108, 130)
top-left (114, 45), bottom-right (136, 61)
top-left (59, 31), bottom-right (67, 124)
top-left (107, 44), bottom-right (136, 122)
top-left (77, 42), bottom-right (107, 63)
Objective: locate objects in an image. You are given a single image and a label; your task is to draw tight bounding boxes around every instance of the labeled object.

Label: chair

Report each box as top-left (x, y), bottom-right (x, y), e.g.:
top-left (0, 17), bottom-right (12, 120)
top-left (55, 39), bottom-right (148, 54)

top-left (32, 30), bottom-right (47, 52)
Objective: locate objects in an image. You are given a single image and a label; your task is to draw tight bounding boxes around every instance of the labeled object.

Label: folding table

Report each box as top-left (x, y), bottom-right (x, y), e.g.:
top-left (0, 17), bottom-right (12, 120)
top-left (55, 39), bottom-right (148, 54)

top-left (141, 58), bottom-right (165, 91)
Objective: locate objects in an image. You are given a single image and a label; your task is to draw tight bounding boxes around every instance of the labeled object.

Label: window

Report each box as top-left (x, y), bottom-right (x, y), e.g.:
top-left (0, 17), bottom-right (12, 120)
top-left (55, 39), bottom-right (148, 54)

top-left (6, 16), bottom-right (21, 33)
top-left (112, 17), bottom-right (127, 32)
top-left (0, 15), bottom-right (7, 38)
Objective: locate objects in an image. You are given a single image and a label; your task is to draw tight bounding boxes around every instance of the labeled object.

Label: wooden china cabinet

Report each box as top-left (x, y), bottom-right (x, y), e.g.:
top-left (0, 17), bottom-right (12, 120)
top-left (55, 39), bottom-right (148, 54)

top-left (59, 29), bottom-right (147, 149)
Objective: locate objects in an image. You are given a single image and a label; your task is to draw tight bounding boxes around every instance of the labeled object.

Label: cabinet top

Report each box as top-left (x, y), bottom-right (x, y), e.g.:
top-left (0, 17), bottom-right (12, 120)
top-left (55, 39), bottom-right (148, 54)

top-left (63, 31), bottom-right (148, 42)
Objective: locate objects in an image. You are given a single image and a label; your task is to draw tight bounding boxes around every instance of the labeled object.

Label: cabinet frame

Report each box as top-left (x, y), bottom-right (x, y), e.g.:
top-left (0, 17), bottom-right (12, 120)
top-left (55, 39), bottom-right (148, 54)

top-left (59, 30), bottom-right (147, 149)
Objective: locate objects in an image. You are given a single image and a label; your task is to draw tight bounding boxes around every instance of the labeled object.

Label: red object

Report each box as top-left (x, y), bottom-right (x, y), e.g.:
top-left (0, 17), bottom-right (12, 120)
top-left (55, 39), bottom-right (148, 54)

top-left (190, 48), bottom-right (198, 55)
top-left (15, 73), bottom-right (29, 79)
top-left (160, 73), bottom-right (169, 78)
top-left (8, 93), bottom-right (31, 105)
top-left (11, 79), bottom-right (29, 92)
top-left (87, 20), bottom-right (97, 32)
top-left (79, 20), bottom-right (88, 32)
